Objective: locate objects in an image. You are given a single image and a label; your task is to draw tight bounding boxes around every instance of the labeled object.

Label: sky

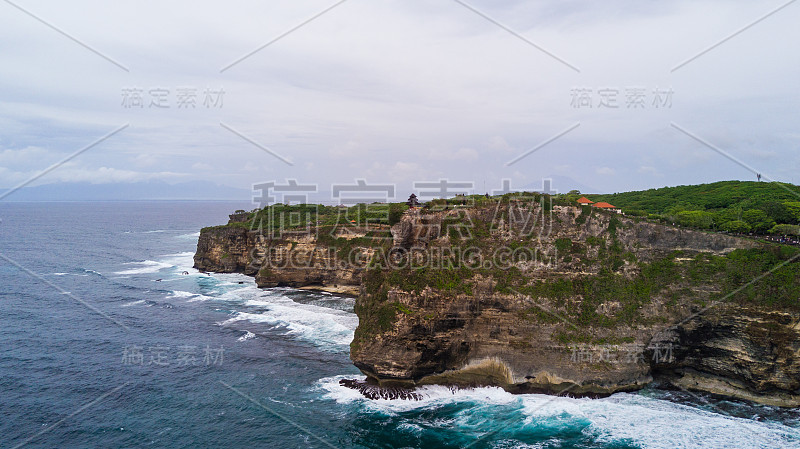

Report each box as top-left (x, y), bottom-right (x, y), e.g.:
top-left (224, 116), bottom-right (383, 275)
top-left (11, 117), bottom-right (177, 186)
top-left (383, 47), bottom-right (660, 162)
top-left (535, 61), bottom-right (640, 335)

top-left (0, 0), bottom-right (799, 201)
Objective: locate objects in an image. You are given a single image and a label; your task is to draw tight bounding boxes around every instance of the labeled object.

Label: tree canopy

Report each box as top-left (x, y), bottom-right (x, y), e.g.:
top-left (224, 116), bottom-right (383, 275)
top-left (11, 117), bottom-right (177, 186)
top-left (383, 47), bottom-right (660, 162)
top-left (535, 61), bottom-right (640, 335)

top-left (590, 181), bottom-right (800, 234)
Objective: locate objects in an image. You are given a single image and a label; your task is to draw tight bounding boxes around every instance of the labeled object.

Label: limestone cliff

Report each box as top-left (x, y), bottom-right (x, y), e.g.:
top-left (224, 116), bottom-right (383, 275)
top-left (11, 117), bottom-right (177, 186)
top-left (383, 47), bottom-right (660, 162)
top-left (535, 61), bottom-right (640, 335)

top-left (194, 199), bottom-right (800, 406)
top-left (650, 305), bottom-right (800, 407)
top-left (351, 203), bottom-right (800, 406)
top-left (193, 215), bottom-right (388, 296)
top-left (194, 225), bottom-right (257, 275)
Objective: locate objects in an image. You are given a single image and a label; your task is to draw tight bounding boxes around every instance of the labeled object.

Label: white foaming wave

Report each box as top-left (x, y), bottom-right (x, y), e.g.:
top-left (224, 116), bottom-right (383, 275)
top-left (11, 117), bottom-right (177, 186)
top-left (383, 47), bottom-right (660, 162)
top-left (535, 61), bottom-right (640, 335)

top-left (186, 294), bottom-right (215, 303)
top-left (396, 423), bottom-right (424, 436)
top-left (568, 393), bottom-right (800, 449)
top-left (121, 299), bottom-right (147, 307)
top-left (160, 251), bottom-right (195, 258)
top-left (222, 310), bottom-right (355, 347)
top-left (115, 252), bottom-right (197, 276)
top-left (220, 297), bottom-right (357, 348)
top-left (218, 285), bottom-right (263, 302)
top-left (237, 331), bottom-right (256, 342)
top-left (168, 290), bottom-right (196, 298)
top-left (316, 376), bottom-right (800, 448)
top-left (177, 232), bottom-right (200, 239)
top-left (51, 272), bottom-right (89, 277)
top-left (212, 273), bottom-right (256, 288)
top-left (245, 295), bottom-right (358, 328)
top-left (202, 272), bottom-right (255, 287)
top-left (317, 375), bottom-right (372, 403)
top-left (316, 375), bottom-right (517, 414)
top-left (157, 251), bottom-right (195, 268)
top-left (114, 260), bottom-right (173, 275)
top-left (166, 290), bottom-right (216, 302)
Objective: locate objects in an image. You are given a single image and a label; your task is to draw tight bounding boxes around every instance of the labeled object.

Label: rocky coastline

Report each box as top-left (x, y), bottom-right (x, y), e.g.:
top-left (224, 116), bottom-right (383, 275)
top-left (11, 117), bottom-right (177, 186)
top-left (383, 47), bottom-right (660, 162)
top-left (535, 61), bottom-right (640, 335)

top-left (194, 200), bottom-right (800, 407)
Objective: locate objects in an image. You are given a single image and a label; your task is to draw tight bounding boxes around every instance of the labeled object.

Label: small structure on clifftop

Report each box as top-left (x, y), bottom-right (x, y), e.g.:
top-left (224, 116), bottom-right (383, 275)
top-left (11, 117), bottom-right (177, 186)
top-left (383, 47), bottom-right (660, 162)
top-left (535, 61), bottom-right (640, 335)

top-left (406, 193), bottom-right (420, 208)
top-left (592, 201), bottom-right (621, 213)
top-left (576, 197), bottom-right (594, 206)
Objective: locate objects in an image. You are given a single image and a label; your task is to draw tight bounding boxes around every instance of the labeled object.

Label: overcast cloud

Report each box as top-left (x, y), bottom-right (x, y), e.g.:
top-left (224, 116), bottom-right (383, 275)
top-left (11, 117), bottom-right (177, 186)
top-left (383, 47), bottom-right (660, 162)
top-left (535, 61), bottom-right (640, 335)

top-left (1, 0), bottom-right (798, 199)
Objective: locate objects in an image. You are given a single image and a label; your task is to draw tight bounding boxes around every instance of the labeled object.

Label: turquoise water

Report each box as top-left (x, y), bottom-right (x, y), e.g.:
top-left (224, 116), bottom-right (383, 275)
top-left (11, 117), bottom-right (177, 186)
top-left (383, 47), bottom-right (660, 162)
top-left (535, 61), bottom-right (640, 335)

top-left (1, 202), bottom-right (798, 448)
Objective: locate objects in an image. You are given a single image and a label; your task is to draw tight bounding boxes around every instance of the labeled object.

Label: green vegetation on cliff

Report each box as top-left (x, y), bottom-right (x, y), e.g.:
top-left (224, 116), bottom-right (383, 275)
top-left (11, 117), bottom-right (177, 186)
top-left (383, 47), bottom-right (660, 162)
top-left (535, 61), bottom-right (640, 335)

top-left (354, 198), bottom-right (800, 347)
top-left (355, 242), bottom-right (800, 351)
top-left (202, 202), bottom-right (410, 235)
top-left (587, 181), bottom-right (800, 234)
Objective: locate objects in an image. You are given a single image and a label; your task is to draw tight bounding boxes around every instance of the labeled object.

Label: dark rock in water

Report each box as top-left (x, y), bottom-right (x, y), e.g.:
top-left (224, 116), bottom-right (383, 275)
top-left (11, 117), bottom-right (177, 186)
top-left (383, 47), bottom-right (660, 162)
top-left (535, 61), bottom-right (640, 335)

top-left (339, 378), bottom-right (422, 400)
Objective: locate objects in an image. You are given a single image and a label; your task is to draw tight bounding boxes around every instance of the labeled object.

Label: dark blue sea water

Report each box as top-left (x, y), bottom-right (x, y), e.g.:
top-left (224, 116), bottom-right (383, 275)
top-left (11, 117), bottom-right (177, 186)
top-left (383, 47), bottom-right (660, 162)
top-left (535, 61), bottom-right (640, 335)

top-left (1, 202), bottom-right (799, 448)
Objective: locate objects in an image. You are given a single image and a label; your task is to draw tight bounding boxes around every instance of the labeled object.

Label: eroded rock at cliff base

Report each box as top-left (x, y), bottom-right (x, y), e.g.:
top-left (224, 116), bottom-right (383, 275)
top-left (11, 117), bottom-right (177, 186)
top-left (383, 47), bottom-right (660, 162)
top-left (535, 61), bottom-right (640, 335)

top-left (338, 378), bottom-right (422, 400)
top-left (650, 304), bottom-right (800, 407)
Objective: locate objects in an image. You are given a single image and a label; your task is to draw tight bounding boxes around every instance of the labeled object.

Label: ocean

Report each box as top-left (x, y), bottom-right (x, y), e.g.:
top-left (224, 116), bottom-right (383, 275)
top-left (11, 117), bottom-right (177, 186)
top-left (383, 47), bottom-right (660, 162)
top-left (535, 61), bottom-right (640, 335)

top-left (1, 201), bottom-right (798, 448)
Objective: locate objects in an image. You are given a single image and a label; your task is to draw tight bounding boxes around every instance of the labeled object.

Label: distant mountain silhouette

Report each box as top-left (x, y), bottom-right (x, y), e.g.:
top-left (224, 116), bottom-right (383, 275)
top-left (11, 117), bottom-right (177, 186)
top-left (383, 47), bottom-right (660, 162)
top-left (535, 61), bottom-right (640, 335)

top-left (0, 181), bottom-right (251, 201)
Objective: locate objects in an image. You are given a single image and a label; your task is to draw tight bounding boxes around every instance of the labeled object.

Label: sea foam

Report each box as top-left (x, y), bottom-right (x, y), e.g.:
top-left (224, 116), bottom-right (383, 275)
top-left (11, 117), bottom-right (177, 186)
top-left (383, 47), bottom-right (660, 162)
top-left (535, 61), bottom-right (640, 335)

top-left (316, 376), bottom-right (800, 449)
top-left (219, 292), bottom-right (357, 349)
top-left (237, 331), bottom-right (256, 342)
top-left (114, 260), bottom-right (173, 275)
top-left (115, 252), bottom-right (196, 275)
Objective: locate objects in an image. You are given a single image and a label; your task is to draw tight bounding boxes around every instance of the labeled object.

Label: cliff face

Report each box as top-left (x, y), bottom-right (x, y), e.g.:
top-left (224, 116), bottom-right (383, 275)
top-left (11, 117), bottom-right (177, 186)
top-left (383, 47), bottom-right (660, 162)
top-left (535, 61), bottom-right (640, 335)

top-left (194, 226), bottom-right (257, 274)
top-left (194, 201), bottom-right (800, 406)
top-left (193, 221), bottom-right (378, 296)
top-left (650, 305), bottom-right (800, 406)
top-left (352, 288), bottom-right (800, 406)
top-left (350, 204), bottom-right (800, 406)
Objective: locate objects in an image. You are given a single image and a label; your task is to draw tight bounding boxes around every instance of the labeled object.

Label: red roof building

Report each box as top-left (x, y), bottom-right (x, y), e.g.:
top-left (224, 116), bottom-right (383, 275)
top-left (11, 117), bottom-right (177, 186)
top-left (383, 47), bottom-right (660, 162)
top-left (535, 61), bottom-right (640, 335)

top-left (592, 202), bottom-right (616, 208)
top-left (592, 202), bottom-right (622, 213)
top-left (576, 197), bottom-right (594, 205)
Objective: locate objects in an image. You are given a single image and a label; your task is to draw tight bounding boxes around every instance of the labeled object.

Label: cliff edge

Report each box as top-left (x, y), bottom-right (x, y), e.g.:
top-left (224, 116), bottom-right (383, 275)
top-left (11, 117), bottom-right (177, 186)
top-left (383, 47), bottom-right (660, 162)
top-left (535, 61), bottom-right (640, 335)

top-left (194, 197), bottom-right (800, 406)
